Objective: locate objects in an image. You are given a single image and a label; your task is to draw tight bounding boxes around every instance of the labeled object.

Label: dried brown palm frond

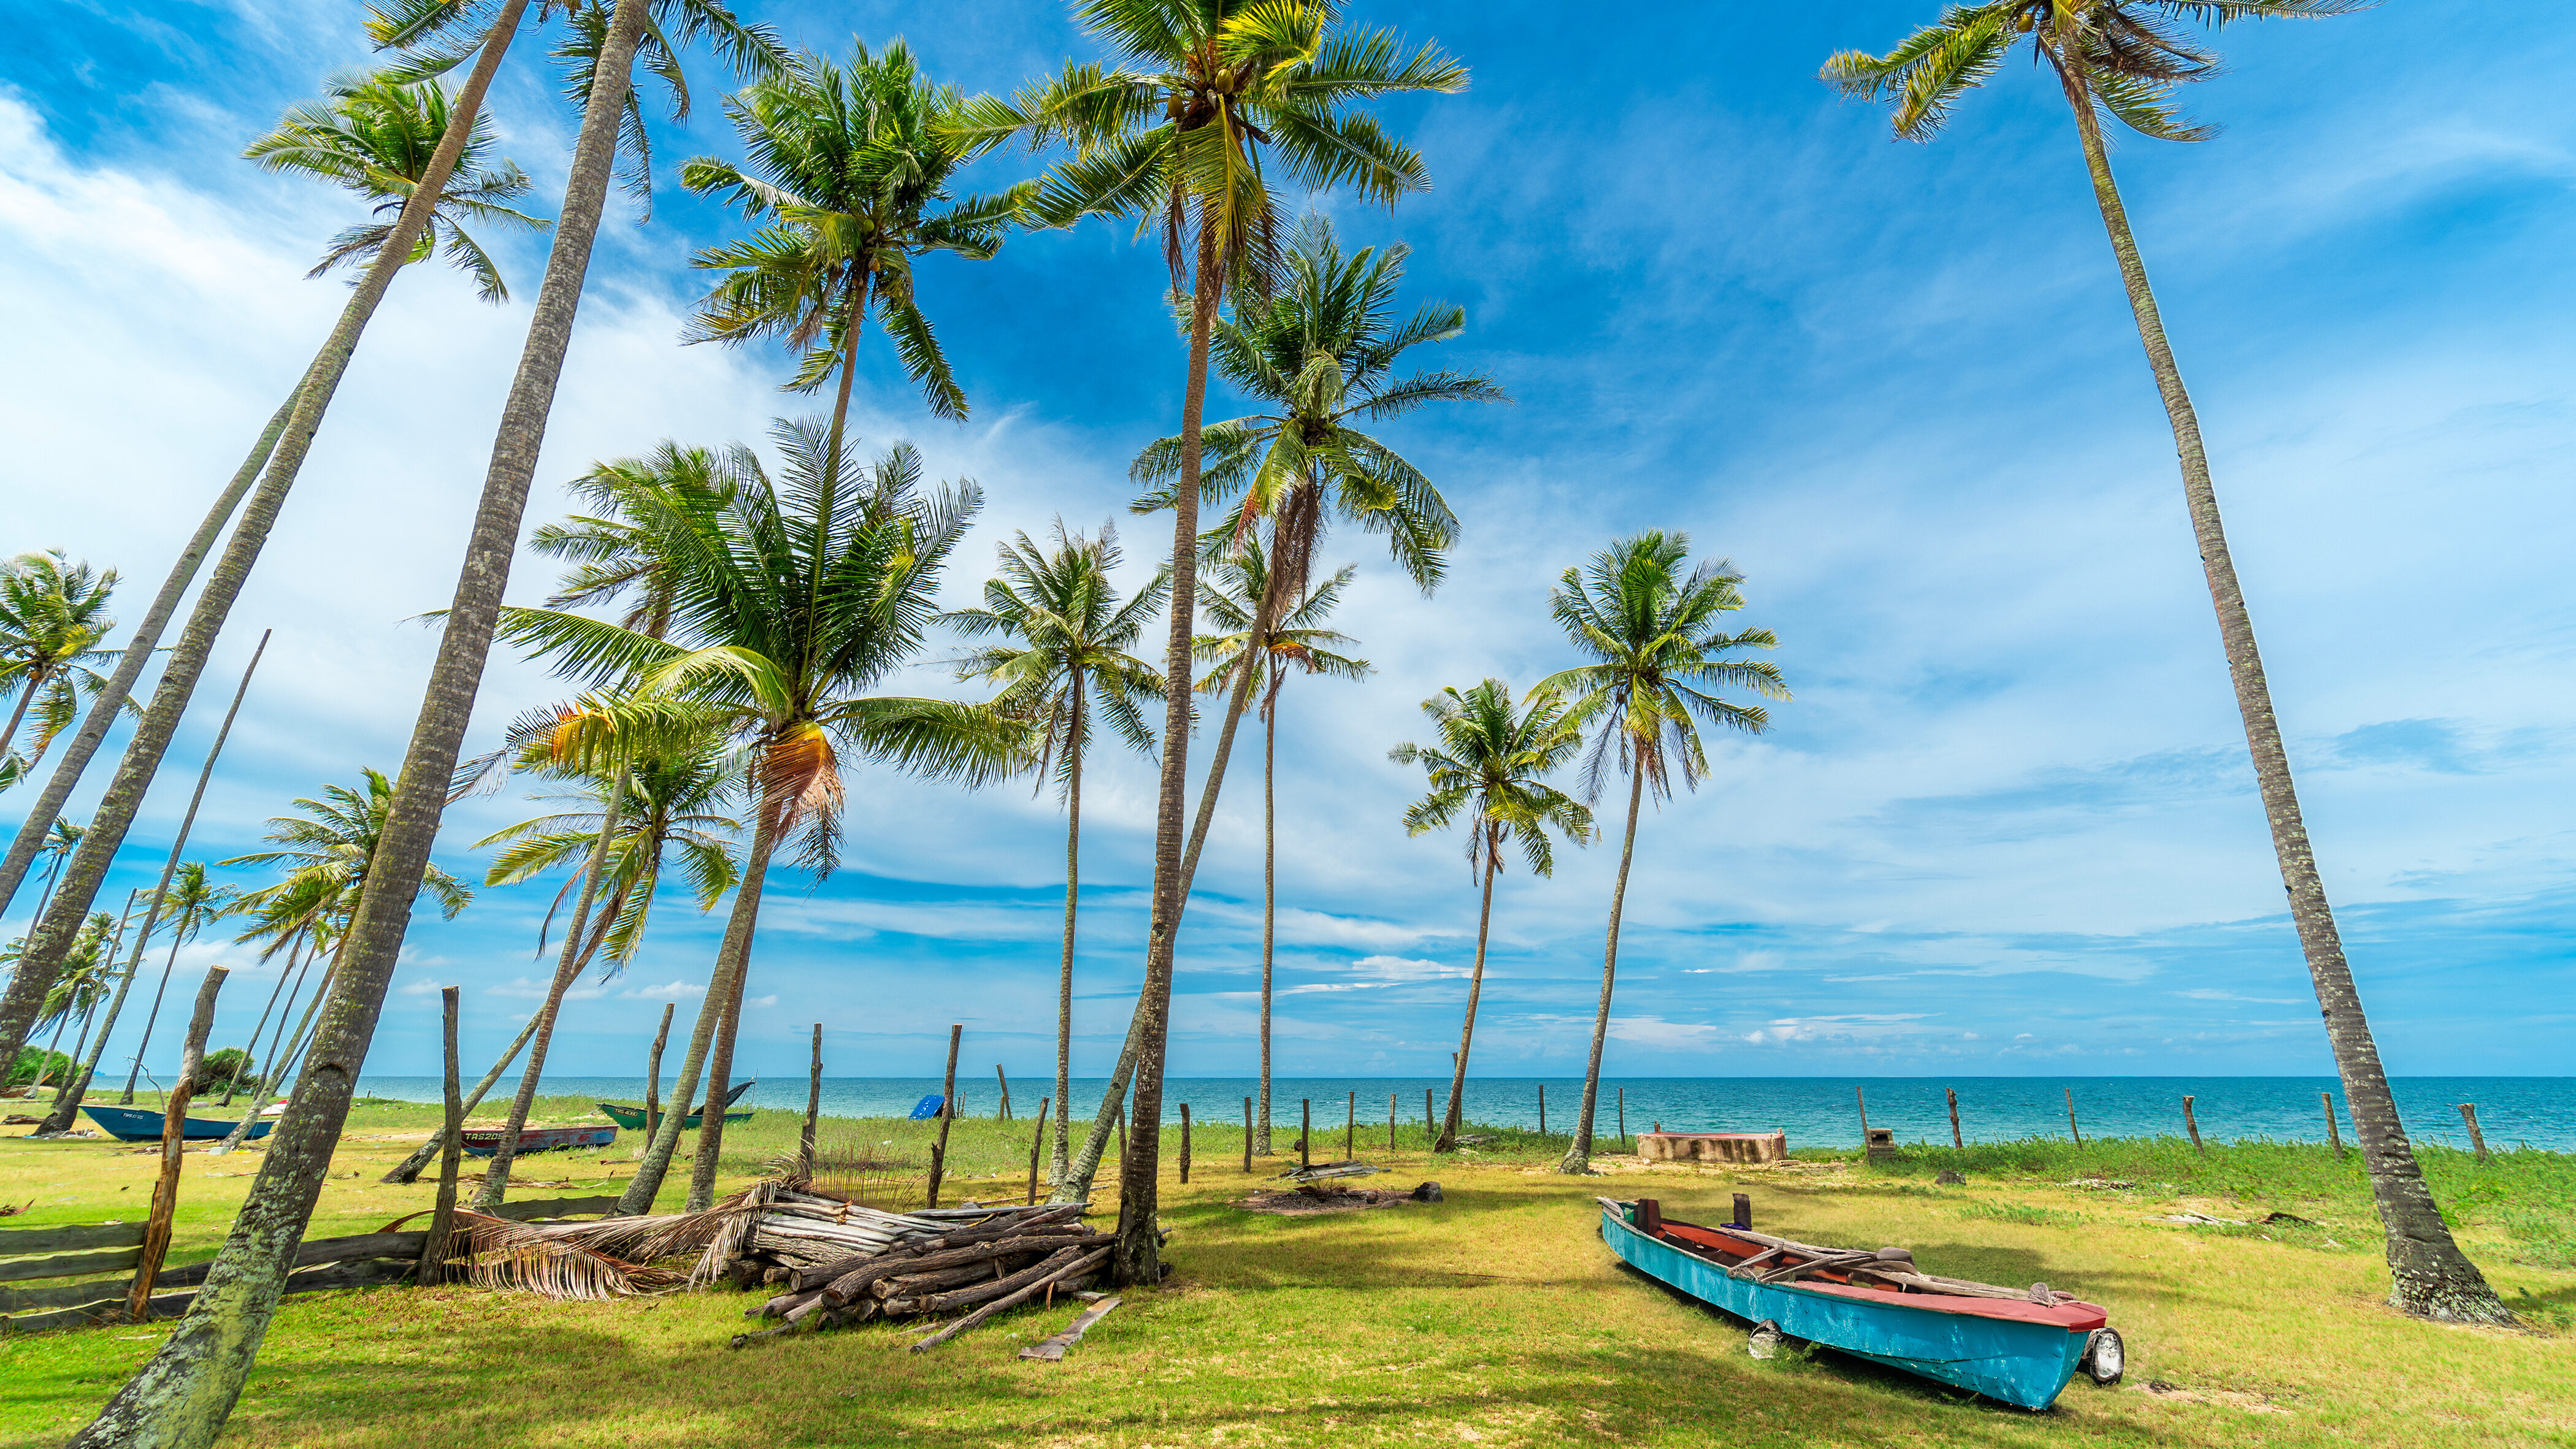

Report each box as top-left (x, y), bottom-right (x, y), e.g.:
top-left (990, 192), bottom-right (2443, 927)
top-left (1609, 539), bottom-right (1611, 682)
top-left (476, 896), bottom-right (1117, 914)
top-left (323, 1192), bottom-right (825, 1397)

top-left (451, 1210), bottom-right (687, 1300)
top-left (623, 1179), bottom-right (786, 1284)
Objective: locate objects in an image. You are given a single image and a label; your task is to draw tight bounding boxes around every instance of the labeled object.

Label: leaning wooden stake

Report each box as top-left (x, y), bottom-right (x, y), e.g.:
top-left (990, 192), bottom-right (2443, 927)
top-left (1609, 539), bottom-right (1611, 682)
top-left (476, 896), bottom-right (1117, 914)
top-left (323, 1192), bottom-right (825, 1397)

top-left (1946, 1087), bottom-right (1963, 1149)
top-left (1027, 1096), bottom-right (1050, 1204)
top-left (2065, 1088), bottom-right (2082, 1147)
top-left (995, 1064), bottom-right (1011, 1122)
top-left (800, 1023), bottom-right (822, 1176)
top-left (129, 966), bottom-right (225, 1321)
top-left (642, 1001), bottom-right (674, 1149)
top-left (1179, 1103), bottom-right (1191, 1184)
top-left (1344, 1091), bottom-right (1354, 1161)
top-left (1241, 1096), bottom-right (1252, 1174)
top-left (2183, 1095), bottom-right (2205, 1155)
top-left (420, 986), bottom-right (464, 1285)
top-left (1617, 1086), bottom-right (1625, 1151)
top-left (1300, 1098), bottom-right (1311, 1171)
top-left (1855, 1085), bottom-right (1869, 1150)
top-left (1387, 1093), bottom-right (1396, 1153)
top-left (927, 1023), bottom-right (962, 1208)
top-left (2321, 1092), bottom-right (2346, 1159)
top-left (2458, 1104), bottom-right (2490, 1163)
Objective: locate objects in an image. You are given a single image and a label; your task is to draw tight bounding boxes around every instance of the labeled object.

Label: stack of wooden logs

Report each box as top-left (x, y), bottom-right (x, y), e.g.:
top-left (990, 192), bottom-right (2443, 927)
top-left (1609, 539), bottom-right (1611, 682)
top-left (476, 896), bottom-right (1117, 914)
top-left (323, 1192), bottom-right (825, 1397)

top-left (733, 1201), bottom-right (1116, 1351)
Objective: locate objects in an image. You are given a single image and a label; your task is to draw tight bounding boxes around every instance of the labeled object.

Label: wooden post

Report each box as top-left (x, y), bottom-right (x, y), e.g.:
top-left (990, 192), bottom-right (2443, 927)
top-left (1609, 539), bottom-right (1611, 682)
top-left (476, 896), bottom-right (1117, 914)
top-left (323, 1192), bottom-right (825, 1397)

top-left (421, 986), bottom-right (464, 1285)
top-left (926, 1023), bottom-right (962, 1209)
top-left (1538, 1083), bottom-right (1547, 1137)
top-left (1344, 1091), bottom-right (1354, 1161)
top-left (2182, 1095), bottom-right (2205, 1155)
top-left (1115, 1099), bottom-right (1127, 1163)
top-left (1179, 1103), bottom-right (1191, 1183)
top-left (2320, 1092), bottom-right (2345, 1158)
top-left (1617, 1087), bottom-right (1625, 1152)
top-left (2064, 1088), bottom-right (2082, 1147)
top-left (1732, 1193), bottom-right (1752, 1230)
top-left (131, 966), bottom-right (224, 1322)
top-left (1855, 1085), bottom-right (1869, 1150)
top-left (1387, 1093), bottom-right (1397, 1153)
top-left (2459, 1103), bottom-right (2490, 1163)
top-left (995, 1064), bottom-right (1011, 1121)
top-left (1424, 1088), bottom-right (1435, 1146)
top-left (1945, 1087), bottom-right (1963, 1149)
top-left (1300, 1098), bottom-right (1311, 1171)
top-left (1243, 1096), bottom-right (1253, 1174)
top-left (1027, 1096), bottom-right (1050, 1204)
top-left (642, 1001), bottom-right (674, 1148)
top-left (800, 1023), bottom-right (824, 1176)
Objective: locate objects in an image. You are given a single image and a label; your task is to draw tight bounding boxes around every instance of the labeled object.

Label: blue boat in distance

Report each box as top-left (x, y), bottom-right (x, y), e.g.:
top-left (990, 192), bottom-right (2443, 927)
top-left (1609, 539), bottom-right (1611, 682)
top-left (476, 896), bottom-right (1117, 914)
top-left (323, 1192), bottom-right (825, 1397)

top-left (79, 1103), bottom-right (273, 1143)
top-left (1598, 1198), bottom-right (2122, 1410)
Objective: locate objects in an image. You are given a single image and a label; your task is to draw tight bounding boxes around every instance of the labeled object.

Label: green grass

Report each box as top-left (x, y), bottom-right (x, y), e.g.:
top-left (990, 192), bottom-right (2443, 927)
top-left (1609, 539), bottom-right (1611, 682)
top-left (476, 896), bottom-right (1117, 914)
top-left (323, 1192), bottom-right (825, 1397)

top-left (2, 1110), bottom-right (2572, 1447)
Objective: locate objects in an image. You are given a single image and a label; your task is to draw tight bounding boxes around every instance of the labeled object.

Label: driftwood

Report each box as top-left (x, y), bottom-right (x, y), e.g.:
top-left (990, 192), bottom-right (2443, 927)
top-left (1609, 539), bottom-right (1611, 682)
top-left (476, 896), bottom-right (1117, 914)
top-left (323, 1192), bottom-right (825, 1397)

top-left (907, 1247), bottom-right (1110, 1353)
top-left (1019, 1295), bottom-right (1120, 1361)
top-left (1272, 1161), bottom-right (1383, 1184)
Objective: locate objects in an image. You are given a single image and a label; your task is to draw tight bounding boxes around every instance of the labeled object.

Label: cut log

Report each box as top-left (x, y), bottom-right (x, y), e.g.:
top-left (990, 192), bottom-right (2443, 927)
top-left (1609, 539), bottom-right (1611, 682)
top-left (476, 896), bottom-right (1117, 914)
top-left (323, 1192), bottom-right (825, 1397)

top-left (821, 1232), bottom-right (1102, 1304)
top-left (884, 1245), bottom-right (1088, 1317)
top-left (907, 1246), bottom-right (1111, 1353)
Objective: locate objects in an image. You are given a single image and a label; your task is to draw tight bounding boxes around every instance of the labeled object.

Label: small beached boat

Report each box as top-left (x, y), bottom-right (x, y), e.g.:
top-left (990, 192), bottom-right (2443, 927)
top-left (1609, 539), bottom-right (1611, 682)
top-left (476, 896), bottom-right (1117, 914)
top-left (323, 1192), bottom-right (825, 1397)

top-left (78, 1104), bottom-right (273, 1143)
top-left (594, 1078), bottom-right (756, 1132)
top-left (459, 1124), bottom-right (618, 1157)
top-left (1598, 1197), bottom-right (2122, 1409)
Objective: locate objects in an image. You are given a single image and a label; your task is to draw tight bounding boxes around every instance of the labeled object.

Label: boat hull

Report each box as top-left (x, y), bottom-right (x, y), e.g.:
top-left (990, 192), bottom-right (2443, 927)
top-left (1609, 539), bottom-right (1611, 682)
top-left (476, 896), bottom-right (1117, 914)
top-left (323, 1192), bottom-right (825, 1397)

top-left (594, 1103), bottom-right (751, 1131)
top-left (459, 1125), bottom-right (618, 1157)
top-left (1599, 1206), bottom-right (2093, 1409)
top-left (77, 1104), bottom-right (273, 1142)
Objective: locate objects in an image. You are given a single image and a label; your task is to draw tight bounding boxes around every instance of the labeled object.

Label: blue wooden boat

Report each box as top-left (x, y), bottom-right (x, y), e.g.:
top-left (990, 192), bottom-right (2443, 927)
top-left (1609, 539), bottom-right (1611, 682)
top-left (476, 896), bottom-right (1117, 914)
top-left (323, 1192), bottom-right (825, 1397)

top-left (1598, 1198), bottom-right (2121, 1409)
top-left (79, 1104), bottom-right (273, 1143)
top-left (460, 1123), bottom-right (618, 1157)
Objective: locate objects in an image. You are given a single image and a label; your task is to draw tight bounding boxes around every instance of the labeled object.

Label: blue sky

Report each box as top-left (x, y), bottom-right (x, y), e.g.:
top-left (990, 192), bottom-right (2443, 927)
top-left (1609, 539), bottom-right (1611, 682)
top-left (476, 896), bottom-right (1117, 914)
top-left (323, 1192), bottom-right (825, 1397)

top-left (4, 0), bottom-right (2570, 1084)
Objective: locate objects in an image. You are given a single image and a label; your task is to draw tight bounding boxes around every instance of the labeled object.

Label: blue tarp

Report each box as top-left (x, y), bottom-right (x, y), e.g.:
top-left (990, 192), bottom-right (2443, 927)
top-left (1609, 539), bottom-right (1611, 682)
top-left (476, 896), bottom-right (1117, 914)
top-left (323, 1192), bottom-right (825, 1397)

top-left (907, 1093), bottom-right (945, 1120)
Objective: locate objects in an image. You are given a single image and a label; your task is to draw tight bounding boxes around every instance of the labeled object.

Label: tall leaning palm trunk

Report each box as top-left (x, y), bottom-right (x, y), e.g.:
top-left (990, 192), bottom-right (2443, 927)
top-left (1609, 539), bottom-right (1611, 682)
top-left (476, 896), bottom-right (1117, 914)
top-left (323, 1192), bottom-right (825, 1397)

top-left (1437, 841), bottom-right (1497, 1149)
top-left (2071, 103), bottom-right (2505, 1326)
top-left (1565, 765), bottom-right (1644, 1166)
top-left (1054, 679), bottom-right (1084, 1187)
top-left (63, 6), bottom-right (651, 1442)
top-left (0, 7), bottom-right (536, 1068)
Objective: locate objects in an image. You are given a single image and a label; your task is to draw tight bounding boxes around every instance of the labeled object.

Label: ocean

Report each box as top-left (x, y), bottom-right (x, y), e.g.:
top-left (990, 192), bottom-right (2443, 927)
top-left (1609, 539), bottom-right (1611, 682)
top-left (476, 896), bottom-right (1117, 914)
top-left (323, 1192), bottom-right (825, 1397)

top-left (351, 1074), bottom-right (2575, 1152)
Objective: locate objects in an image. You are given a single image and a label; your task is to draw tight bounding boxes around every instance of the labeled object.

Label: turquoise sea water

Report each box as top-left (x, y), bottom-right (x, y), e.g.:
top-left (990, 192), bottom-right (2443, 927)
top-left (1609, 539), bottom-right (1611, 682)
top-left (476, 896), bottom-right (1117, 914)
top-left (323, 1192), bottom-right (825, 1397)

top-left (353, 1075), bottom-right (2574, 1152)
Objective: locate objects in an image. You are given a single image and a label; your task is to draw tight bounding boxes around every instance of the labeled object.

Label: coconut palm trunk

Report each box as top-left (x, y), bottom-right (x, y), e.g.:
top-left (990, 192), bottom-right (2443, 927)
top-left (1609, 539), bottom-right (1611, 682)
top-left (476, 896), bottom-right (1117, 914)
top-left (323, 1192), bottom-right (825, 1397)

top-left (1051, 676), bottom-right (1083, 1188)
top-left (475, 772), bottom-right (628, 1208)
top-left (0, 4), bottom-right (537, 1071)
top-left (1102, 224), bottom-right (1227, 1284)
top-left (2065, 110), bottom-right (2507, 1324)
top-left (62, 6), bottom-right (653, 1439)
top-left (683, 790), bottom-right (784, 1211)
top-left (0, 396), bottom-right (291, 919)
top-left (1558, 764), bottom-right (1643, 1174)
top-left (620, 795), bottom-right (779, 1214)
top-left (1257, 670), bottom-right (1276, 1157)
top-left (1436, 839), bottom-right (1500, 1152)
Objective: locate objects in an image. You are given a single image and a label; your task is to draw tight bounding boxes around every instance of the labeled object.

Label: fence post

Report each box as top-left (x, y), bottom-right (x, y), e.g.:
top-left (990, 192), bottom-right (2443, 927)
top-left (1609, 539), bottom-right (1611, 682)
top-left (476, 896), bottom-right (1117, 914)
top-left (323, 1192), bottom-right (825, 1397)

top-left (1424, 1088), bottom-right (1435, 1147)
top-left (926, 1023), bottom-right (962, 1209)
top-left (1617, 1086), bottom-right (1625, 1152)
top-left (1388, 1093), bottom-right (1397, 1153)
top-left (995, 1064), bottom-right (1011, 1122)
top-left (1180, 1103), bottom-right (1192, 1184)
top-left (1300, 1099), bottom-right (1311, 1171)
top-left (2182, 1095), bottom-right (2204, 1155)
top-left (1945, 1087), bottom-right (1963, 1150)
top-left (1243, 1096), bottom-right (1254, 1174)
top-left (2459, 1103), bottom-right (2490, 1163)
top-left (800, 1024), bottom-right (822, 1176)
top-left (2064, 1088), bottom-right (2082, 1148)
top-left (1028, 1096), bottom-right (1050, 1204)
top-left (421, 985), bottom-right (464, 1285)
top-left (1345, 1091), bottom-right (1355, 1161)
top-left (1538, 1083), bottom-right (1547, 1137)
top-left (2320, 1092), bottom-right (2345, 1158)
top-left (131, 966), bottom-right (224, 1321)
top-left (1855, 1085), bottom-right (1869, 1150)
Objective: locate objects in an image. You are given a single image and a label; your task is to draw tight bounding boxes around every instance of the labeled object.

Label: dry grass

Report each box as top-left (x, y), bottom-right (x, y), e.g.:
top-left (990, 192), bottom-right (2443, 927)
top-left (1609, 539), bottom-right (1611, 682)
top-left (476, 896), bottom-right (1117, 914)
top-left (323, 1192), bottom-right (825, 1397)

top-left (2, 1102), bottom-right (2570, 1448)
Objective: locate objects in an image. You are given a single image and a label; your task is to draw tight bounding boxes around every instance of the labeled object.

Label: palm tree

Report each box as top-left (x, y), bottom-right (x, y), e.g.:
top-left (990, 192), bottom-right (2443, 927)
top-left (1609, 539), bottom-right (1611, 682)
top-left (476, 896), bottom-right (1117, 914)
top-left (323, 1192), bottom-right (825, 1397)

top-left (25, 912), bottom-right (120, 1092)
top-left (0, 552), bottom-right (129, 779)
top-left (68, 12), bottom-right (792, 1436)
top-left (682, 38), bottom-right (1028, 448)
top-left (1192, 540), bottom-right (1368, 1154)
top-left (245, 69), bottom-right (550, 302)
top-left (956, 11), bottom-right (1465, 1271)
top-left (941, 521), bottom-right (1168, 1190)
top-left (18, 818), bottom-right (83, 931)
top-left (0, 48), bottom-right (550, 1058)
top-left (117, 863), bottom-right (237, 1103)
top-left (1820, 0), bottom-right (2505, 1327)
top-left (491, 421), bottom-right (1019, 1214)
top-left (1539, 533), bottom-right (1785, 1174)
top-left (461, 694), bottom-right (740, 1207)
top-left (1390, 679), bottom-right (1592, 1152)
top-left (223, 771), bottom-right (473, 935)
